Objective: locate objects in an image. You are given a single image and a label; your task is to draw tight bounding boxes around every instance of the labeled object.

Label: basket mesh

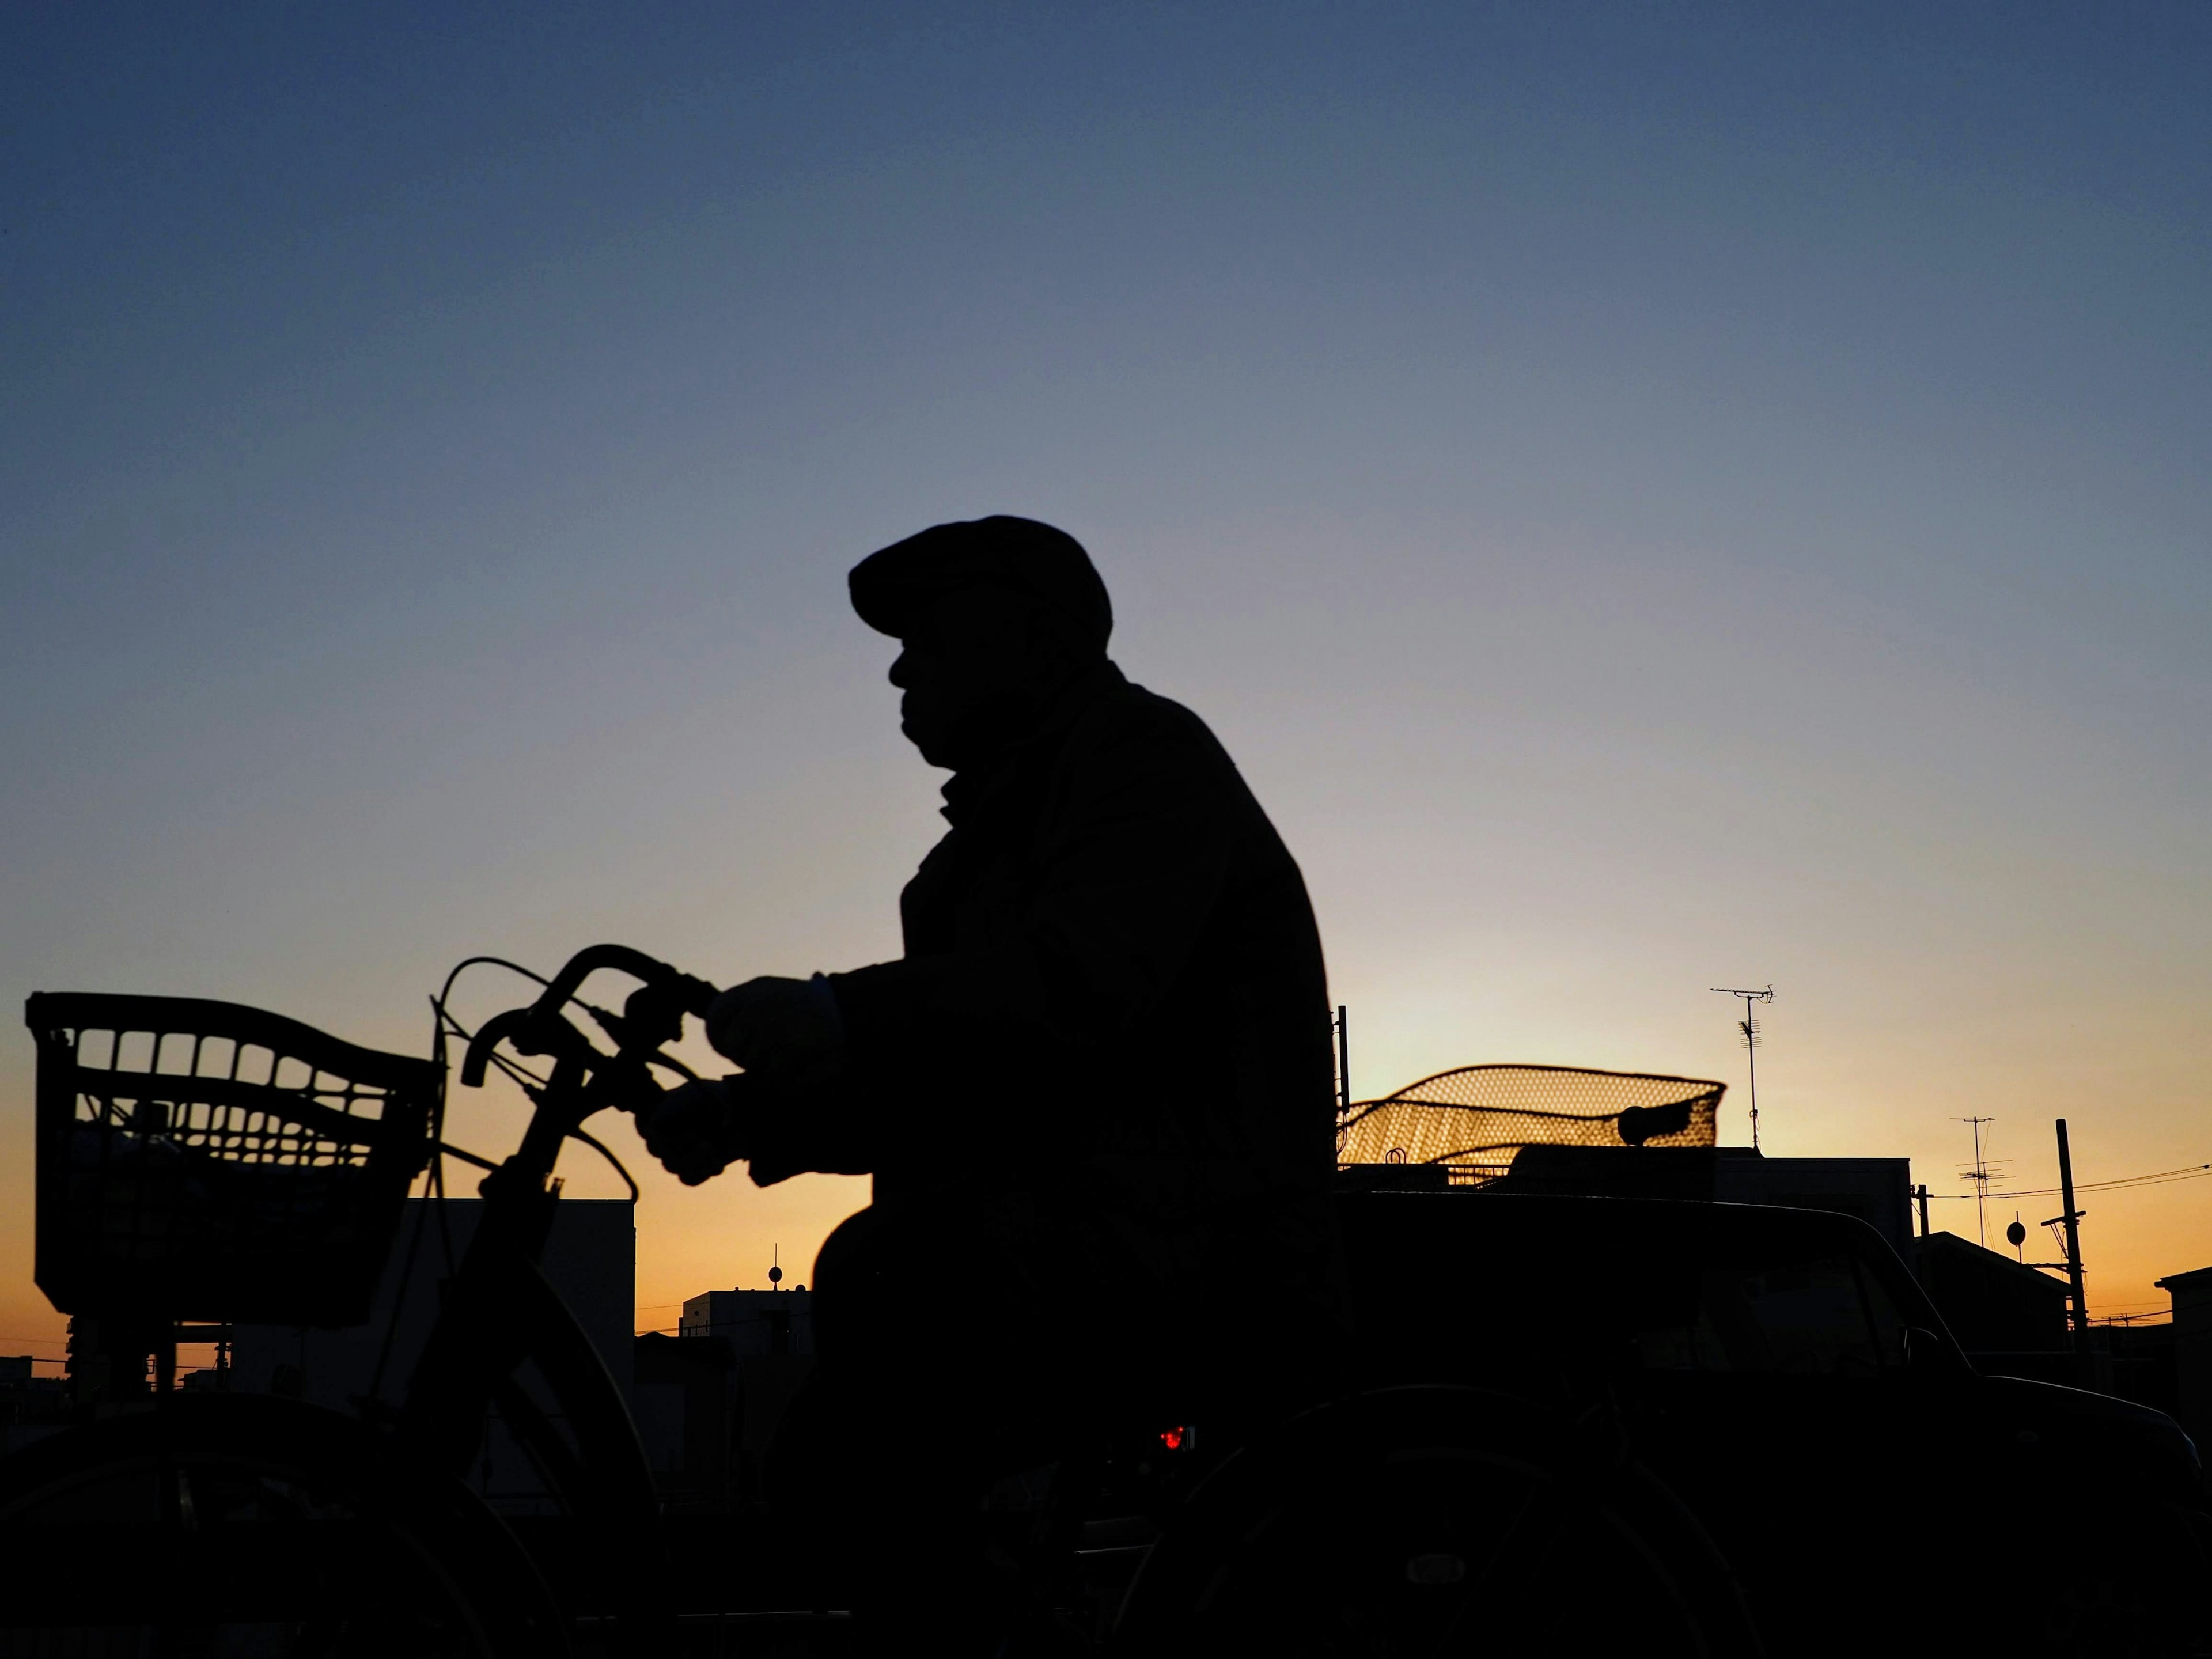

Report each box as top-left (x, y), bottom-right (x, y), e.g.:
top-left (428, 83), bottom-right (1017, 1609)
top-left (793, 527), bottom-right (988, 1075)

top-left (28, 993), bottom-right (436, 1326)
top-left (1337, 1064), bottom-right (1723, 1185)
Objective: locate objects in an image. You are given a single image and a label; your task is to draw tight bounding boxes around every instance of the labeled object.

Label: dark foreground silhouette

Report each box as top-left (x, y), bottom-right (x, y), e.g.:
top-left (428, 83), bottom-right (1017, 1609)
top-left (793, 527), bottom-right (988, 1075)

top-left (6, 518), bottom-right (2206, 1654)
top-left (641, 515), bottom-right (1350, 1644)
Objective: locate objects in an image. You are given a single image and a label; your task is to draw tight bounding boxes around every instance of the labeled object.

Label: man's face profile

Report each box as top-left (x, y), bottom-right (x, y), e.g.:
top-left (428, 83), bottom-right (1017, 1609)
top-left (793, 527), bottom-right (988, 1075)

top-left (887, 584), bottom-right (1041, 769)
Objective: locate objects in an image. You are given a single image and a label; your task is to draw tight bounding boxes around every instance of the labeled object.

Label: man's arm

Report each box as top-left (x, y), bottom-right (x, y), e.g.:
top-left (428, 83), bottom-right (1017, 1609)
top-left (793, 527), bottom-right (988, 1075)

top-left (709, 697), bottom-right (1252, 1185)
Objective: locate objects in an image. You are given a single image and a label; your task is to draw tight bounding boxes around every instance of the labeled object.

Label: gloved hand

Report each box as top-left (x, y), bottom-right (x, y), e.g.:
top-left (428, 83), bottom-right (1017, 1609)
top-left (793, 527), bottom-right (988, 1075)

top-left (638, 1076), bottom-right (749, 1187)
top-left (705, 974), bottom-right (846, 1080)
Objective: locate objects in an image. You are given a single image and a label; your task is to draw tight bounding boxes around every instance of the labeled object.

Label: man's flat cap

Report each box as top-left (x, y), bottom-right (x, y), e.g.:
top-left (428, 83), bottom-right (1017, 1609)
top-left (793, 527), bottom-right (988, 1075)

top-left (849, 516), bottom-right (1112, 650)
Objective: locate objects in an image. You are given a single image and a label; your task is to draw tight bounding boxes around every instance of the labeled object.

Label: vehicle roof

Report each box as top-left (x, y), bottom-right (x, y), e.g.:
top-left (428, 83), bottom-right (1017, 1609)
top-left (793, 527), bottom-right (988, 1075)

top-left (1335, 1187), bottom-right (1942, 1364)
top-left (1337, 1185), bottom-right (1903, 1261)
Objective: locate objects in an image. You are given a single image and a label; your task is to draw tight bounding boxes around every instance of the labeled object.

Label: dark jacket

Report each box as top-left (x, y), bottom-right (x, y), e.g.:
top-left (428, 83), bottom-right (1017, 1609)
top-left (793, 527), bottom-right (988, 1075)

top-left (752, 662), bottom-right (1345, 1350)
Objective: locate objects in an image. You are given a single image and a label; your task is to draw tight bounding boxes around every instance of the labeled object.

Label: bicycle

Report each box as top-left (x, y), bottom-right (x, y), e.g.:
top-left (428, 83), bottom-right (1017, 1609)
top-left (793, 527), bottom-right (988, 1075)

top-left (7, 945), bottom-right (1770, 1657)
top-left (7, 945), bottom-right (721, 1656)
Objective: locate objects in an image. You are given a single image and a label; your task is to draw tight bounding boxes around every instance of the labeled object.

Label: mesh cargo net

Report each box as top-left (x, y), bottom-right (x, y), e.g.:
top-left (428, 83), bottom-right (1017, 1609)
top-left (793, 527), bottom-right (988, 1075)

top-left (1336, 1064), bottom-right (1724, 1185)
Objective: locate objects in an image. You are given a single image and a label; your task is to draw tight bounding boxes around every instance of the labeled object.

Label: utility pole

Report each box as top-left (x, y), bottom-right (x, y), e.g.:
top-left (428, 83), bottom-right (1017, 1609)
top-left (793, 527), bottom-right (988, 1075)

top-left (1334, 1005), bottom-right (1351, 1113)
top-left (1710, 986), bottom-right (1775, 1150)
top-left (2054, 1119), bottom-right (2089, 1349)
top-left (1914, 1184), bottom-right (1931, 1238)
top-left (1953, 1117), bottom-right (1995, 1249)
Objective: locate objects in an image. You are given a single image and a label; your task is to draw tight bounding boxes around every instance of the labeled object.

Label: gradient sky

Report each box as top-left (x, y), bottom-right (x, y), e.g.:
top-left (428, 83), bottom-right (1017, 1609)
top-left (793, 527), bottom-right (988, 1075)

top-left (5, 3), bottom-right (2208, 1363)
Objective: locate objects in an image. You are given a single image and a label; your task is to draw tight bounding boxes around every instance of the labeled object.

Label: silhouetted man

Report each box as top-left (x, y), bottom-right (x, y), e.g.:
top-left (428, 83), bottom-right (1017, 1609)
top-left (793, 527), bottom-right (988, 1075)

top-left (643, 516), bottom-right (1344, 1645)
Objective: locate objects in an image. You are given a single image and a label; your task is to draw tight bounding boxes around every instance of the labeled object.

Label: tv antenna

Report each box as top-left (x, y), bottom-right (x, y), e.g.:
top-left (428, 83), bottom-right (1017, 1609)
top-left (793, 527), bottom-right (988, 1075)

top-left (1952, 1116), bottom-right (2002, 1249)
top-left (1710, 986), bottom-right (1775, 1150)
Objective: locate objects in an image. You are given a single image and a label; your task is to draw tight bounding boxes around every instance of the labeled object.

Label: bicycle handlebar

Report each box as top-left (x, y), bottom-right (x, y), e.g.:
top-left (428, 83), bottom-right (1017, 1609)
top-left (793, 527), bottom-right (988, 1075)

top-left (529, 944), bottom-right (718, 1026)
top-left (458, 944), bottom-right (721, 1099)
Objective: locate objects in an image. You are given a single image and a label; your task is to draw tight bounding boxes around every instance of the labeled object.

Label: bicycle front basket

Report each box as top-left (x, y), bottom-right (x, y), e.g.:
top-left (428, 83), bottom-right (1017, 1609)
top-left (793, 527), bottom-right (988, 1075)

top-left (26, 992), bottom-right (437, 1327)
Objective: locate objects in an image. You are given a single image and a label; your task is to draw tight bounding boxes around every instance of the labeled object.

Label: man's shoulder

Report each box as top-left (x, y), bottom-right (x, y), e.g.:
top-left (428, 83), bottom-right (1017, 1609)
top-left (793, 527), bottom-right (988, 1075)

top-left (1082, 672), bottom-right (1233, 764)
top-left (1054, 673), bottom-right (1272, 827)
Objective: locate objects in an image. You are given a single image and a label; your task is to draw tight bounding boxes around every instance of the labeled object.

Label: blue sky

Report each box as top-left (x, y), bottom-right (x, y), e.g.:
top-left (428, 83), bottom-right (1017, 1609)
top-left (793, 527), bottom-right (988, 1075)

top-left (5, 3), bottom-right (2207, 1343)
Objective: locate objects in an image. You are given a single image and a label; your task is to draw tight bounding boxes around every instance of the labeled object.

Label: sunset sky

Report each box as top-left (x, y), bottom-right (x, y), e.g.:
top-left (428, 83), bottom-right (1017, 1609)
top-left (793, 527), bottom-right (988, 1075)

top-left (5, 4), bottom-right (2207, 1365)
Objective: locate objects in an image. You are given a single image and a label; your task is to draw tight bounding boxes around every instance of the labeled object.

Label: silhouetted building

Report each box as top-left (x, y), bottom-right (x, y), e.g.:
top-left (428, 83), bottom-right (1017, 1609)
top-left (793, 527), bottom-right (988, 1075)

top-left (1910, 1231), bottom-right (2071, 1366)
top-left (2090, 1320), bottom-right (2177, 1418)
top-left (1715, 1156), bottom-right (1914, 1255)
top-left (2156, 1264), bottom-right (2212, 1446)
top-left (627, 1286), bottom-right (819, 1506)
top-left (229, 1198), bottom-right (635, 1512)
top-left (634, 1330), bottom-right (736, 1506)
top-left (1498, 1148), bottom-right (1916, 1255)
top-left (681, 1287), bottom-right (815, 1355)
top-left (0, 1355), bottom-right (69, 1453)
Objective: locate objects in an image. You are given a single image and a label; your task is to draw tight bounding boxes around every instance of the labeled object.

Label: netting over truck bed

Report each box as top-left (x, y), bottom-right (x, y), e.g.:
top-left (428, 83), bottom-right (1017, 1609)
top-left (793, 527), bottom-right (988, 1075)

top-left (1336, 1064), bottom-right (1724, 1185)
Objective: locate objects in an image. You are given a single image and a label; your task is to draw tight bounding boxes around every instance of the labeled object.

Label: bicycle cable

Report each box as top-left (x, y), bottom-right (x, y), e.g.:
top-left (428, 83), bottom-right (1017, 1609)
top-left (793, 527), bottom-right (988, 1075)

top-left (435, 954), bottom-right (552, 1012)
top-left (429, 984), bottom-right (664, 1201)
top-left (567, 1126), bottom-right (641, 1203)
top-left (368, 1150), bottom-right (438, 1406)
top-left (372, 989), bottom-right (478, 1403)
top-left (437, 953), bottom-right (634, 1033)
top-left (370, 964), bottom-right (683, 1403)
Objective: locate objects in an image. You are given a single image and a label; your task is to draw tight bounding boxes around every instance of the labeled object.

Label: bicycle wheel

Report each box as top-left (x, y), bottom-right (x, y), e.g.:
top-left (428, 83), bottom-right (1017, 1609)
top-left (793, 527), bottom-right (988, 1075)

top-left (1116, 1387), bottom-right (1763, 1659)
top-left (0, 1393), bottom-right (567, 1658)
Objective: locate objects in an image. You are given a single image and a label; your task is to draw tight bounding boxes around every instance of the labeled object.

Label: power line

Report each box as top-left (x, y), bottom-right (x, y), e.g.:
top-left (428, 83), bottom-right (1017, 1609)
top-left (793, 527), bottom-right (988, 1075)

top-left (2010, 1161), bottom-right (2211, 1196)
top-left (1922, 1161), bottom-right (2212, 1200)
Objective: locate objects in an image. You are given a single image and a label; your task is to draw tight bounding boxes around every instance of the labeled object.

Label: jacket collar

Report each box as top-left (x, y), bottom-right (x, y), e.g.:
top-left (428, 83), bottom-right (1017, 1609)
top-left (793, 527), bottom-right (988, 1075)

top-left (940, 658), bottom-right (1127, 827)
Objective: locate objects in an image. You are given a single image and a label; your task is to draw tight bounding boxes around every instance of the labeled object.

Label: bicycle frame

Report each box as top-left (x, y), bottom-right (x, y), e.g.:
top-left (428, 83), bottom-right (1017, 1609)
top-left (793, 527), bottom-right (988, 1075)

top-left (392, 947), bottom-right (719, 1528)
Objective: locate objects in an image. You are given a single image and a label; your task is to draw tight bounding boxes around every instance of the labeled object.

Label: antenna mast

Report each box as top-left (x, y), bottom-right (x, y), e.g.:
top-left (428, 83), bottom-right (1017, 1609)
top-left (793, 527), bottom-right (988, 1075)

top-left (1334, 1005), bottom-right (1351, 1113)
top-left (1953, 1116), bottom-right (1997, 1249)
top-left (1710, 986), bottom-right (1775, 1150)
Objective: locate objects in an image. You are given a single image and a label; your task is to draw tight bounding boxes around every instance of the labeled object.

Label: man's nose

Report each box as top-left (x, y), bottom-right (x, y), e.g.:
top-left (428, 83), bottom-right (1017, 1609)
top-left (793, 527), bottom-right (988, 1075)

top-left (887, 649), bottom-right (911, 689)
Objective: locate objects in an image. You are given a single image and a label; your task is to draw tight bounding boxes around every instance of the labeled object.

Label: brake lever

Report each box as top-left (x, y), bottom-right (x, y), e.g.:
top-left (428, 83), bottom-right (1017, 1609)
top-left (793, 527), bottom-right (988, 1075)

top-left (646, 1051), bottom-right (702, 1084)
top-left (460, 1007), bottom-right (539, 1088)
top-left (462, 946), bottom-right (721, 1119)
top-left (459, 1002), bottom-right (600, 1088)
top-left (529, 946), bottom-right (721, 1107)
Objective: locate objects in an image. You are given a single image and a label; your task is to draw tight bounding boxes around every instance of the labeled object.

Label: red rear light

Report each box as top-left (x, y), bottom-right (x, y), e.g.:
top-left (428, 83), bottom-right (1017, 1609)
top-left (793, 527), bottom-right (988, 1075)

top-left (1160, 1425), bottom-right (1187, 1452)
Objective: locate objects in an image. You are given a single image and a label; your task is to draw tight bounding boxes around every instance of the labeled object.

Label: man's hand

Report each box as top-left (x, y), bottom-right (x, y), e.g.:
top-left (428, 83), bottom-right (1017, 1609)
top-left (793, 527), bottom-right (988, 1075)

top-left (638, 1077), bottom-right (748, 1187)
top-left (705, 974), bottom-right (845, 1080)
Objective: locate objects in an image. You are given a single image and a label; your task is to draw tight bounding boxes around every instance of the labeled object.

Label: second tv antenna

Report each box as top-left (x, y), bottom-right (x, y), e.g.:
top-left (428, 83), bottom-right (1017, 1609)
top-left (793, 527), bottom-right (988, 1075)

top-left (1711, 985), bottom-right (1775, 1150)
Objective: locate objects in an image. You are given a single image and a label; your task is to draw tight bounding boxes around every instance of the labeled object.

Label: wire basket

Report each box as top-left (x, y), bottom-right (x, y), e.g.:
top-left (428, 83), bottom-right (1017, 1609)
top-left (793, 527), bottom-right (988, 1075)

top-left (1337, 1064), bottom-right (1723, 1186)
top-left (27, 992), bottom-right (437, 1327)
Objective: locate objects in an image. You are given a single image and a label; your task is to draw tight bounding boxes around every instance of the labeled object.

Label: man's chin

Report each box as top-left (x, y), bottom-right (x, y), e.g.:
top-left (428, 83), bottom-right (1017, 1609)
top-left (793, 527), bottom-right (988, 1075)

top-left (900, 718), bottom-right (959, 770)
